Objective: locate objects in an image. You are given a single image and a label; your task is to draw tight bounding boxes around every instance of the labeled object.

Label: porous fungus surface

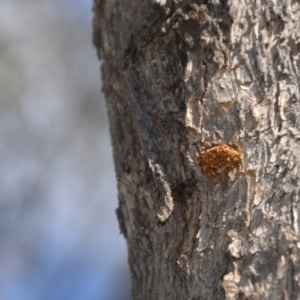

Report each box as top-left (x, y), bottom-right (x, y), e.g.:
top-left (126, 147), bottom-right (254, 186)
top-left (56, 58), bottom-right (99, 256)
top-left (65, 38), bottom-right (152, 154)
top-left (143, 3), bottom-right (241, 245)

top-left (200, 144), bottom-right (241, 182)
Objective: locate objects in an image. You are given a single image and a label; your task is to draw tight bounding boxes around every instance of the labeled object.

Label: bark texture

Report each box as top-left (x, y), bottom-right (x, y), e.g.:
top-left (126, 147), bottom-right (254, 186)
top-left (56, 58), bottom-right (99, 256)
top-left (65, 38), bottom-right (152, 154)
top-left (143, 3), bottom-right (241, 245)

top-left (93, 1), bottom-right (300, 299)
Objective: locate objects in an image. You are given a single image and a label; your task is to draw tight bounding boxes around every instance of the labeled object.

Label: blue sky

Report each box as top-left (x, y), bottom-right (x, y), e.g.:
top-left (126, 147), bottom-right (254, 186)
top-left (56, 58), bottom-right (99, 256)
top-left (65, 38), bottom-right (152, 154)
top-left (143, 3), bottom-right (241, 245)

top-left (0, 1), bottom-right (131, 299)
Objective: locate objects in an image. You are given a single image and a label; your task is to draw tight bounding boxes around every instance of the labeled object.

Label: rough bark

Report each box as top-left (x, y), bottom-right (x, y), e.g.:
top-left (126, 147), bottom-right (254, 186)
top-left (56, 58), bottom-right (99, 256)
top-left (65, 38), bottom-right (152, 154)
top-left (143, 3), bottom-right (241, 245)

top-left (93, 1), bottom-right (300, 299)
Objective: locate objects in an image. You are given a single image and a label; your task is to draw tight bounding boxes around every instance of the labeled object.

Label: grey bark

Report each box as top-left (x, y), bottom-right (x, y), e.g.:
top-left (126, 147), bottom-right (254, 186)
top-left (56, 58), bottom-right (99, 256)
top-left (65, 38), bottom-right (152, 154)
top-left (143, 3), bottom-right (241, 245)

top-left (93, 1), bottom-right (300, 299)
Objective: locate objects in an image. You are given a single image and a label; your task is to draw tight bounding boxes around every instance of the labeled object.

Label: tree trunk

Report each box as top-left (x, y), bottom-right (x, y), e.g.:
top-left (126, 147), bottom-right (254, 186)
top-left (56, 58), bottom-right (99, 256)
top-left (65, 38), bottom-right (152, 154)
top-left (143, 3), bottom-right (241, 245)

top-left (93, 1), bottom-right (300, 299)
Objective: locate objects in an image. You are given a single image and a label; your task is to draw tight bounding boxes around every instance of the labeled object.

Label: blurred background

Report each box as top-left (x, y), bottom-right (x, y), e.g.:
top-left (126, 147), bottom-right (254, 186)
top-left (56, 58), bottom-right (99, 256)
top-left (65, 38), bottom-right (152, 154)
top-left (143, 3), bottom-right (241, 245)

top-left (0, 1), bottom-right (131, 299)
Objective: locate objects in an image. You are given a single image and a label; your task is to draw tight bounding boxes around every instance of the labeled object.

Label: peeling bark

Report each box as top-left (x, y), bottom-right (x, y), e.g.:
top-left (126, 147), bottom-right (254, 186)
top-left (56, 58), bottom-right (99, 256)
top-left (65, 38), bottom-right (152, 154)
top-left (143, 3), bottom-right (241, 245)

top-left (93, 0), bottom-right (300, 299)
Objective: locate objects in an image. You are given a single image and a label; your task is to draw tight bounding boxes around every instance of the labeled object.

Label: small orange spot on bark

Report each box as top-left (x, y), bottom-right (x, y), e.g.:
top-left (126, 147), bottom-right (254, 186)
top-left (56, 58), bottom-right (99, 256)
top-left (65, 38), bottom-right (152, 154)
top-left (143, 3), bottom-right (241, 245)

top-left (200, 144), bottom-right (241, 182)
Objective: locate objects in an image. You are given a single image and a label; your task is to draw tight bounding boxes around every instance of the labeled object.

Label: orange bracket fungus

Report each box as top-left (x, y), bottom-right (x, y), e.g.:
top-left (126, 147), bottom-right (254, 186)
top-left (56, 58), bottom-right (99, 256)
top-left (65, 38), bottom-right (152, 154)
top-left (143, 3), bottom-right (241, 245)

top-left (200, 144), bottom-right (241, 182)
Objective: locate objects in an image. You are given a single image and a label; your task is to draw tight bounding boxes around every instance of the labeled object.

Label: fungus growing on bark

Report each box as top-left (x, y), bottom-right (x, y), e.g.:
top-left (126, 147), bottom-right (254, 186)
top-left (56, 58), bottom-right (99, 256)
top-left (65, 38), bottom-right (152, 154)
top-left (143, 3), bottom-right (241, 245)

top-left (200, 144), bottom-right (241, 182)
